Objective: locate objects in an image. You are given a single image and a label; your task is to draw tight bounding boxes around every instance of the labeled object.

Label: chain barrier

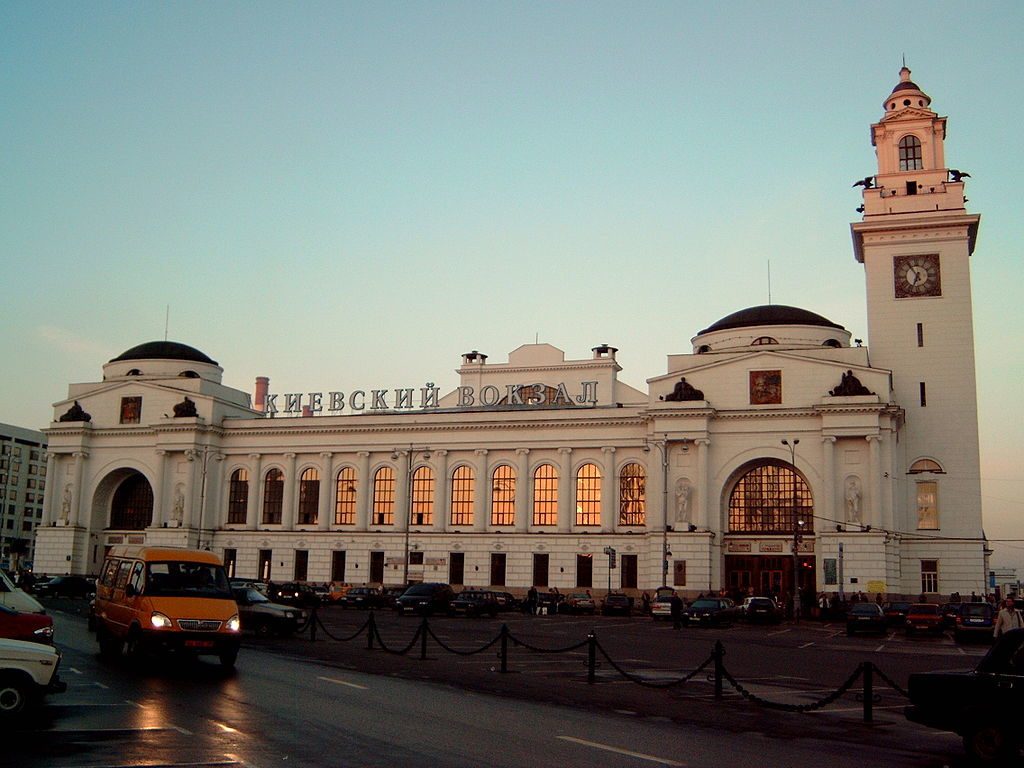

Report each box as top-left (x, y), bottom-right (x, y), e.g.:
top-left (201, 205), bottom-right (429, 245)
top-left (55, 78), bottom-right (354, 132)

top-left (371, 620), bottom-right (424, 655)
top-left (424, 624), bottom-right (502, 656)
top-left (295, 608), bottom-right (316, 634)
top-left (593, 638), bottom-right (715, 689)
top-left (314, 612), bottom-right (371, 643)
top-left (869, 663), bottom-right (910, 698)
top-left (506, 632), bottom-right (591, 654)
top-left (720, 662), bottom-right (864, 713)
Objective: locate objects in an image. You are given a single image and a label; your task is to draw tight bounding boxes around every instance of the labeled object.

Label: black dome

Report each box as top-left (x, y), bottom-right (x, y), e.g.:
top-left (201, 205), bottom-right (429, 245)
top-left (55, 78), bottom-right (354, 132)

top-left (110, 341), bottom-right (218, 366)
top-left (699, 305), bottom-right (845, 335)
top-left (890, 80), bottom-right (922, 93)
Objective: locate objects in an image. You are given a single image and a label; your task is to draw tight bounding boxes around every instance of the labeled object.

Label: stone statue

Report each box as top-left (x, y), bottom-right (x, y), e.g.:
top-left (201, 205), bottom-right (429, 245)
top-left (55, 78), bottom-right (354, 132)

top-left (845, 478), bottom-right (862, 522)
top-left (662, 377), bottom-right (705, 402)
top-left (171, 485), bottom-right (185, 524)
top-left (173, 397), bottom-right (198, 418)
top-left (675, 479), bottom-right (691, 523)
top-left (58, 401), bottom-right (92, 422)
top-left (829, 370), bottom-right (874, 397)
top-left (59, 484), bottom-right (72, 523)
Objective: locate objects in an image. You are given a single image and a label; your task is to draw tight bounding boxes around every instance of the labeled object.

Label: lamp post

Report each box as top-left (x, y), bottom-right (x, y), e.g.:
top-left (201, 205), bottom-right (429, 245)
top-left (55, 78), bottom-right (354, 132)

top-left (189, 445), bottom-right (219, 551)
top-left (781, 439), bottom-right (802, 620)
top-left (643, 437), bottom-right (671, 588)
top-left (394, 445), bottom-right (430, 585)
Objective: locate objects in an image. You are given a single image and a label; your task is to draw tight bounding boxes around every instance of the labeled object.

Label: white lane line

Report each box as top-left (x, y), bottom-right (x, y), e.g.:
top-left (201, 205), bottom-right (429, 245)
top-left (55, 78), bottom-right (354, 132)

top-left (810, 704), bottom-right (907, 714)
top-left (213, 721), bottom-right (242, 734)
top-left (318, 675), bottom-right (368, 690)
top-left (66, 667), bottom-right (84, 675)
top-left (798, 642), bottom-right (815, 649)
top-left (768, 629), bottom-right (791, 636)
top-left (874, 644), bottom-right (886, 652)
top-left (558, 736), bottom-right (687, 766)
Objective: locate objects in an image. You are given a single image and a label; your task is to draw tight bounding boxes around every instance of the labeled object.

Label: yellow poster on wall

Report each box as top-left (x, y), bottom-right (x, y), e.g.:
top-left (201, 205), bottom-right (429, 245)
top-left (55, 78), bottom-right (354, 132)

top-left (867, 580), bottom-right (886, 594)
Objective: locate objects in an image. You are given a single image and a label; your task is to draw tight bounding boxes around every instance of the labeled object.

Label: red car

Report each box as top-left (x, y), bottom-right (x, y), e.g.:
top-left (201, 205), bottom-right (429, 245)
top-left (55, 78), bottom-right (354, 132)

top-left (0, 604), bottom-right (54, 644)
top-left (905, 603), bottom-right (944, 636)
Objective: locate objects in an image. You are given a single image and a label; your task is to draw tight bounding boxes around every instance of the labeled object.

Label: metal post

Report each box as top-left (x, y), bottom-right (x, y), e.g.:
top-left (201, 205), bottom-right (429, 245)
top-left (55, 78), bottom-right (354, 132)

top-left (782, 439), bottom-right (801, 621)
top-left (309, 607), bottom-right (318, 641)
top-left (862, 662), bottom-right (874, 723)
top-left (499, 624), bottom-right (508, 674)
top-left (587, 631), bottom-right (597, 684)
top-left (420, 616), bottom-right (429, 660)
top-left (367, 611), bottom-right (376, 650)
top-left (399, 445), bottom-right (430, 586)
top-left (713, 640), bottom-right (724, 699)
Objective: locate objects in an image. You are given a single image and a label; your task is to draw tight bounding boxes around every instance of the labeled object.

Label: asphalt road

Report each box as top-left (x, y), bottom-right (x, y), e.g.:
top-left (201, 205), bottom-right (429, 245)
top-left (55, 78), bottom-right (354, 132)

top-left (9, 602), bottom-right (1012, 768)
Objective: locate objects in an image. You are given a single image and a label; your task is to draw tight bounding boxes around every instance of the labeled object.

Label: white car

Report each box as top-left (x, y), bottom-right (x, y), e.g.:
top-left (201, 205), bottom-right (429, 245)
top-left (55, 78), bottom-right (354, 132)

top-left (0, 570), bottom-right (45, 614)
top-left (0, 637), bottom-right (66, 720)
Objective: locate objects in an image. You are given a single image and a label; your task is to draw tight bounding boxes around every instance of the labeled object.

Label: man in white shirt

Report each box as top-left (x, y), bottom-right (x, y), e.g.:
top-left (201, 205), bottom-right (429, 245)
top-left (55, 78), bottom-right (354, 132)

top-left (993, 596), bottom-right (1023, 639)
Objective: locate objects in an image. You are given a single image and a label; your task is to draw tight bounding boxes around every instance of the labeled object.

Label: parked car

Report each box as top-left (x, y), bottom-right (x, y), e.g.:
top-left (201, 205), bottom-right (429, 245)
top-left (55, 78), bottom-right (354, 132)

top-left (905, 603), bottom-right (944, 636)
top-left (339, 586), bottom-right (384, 609)
top-left (939, 602), bottom-right (962, 629)
top-left (310, 584), bottom-right (330, 604)
top-left (449, 590), bottom-right (499, 618)
top-left (34, 575), bottom-right (95, 599)
top-left (232, 587), bottom-right (304, 636)
top-left (0, 605), bottom-right (54, 645)
top-left (742, 597), bottom-right (783, 624)
top-left (395, 583), bottom-right (455, 615)
top-left (0, 569), bottom-right (45, 614)
top-left (381, 586), bottom-right (407, 608)
top-left (535, 592), bottom-right (562, 615)
top-left (327, 583), bottom-right (351, 603)
top-left (270, 582), bottom-right (321, 608)
top-left (493, 592), bottom-right (520, 612)
top-left (601, 592), bottom-right (632, 616)
top-left (954, 602), bottom-right (995, 644)
top-left (561, 592), bottom-right (596, 615)
top-left (882, 601), bottom-right (913, 625)
top-left (682, 598), bottom-right (739, 627)
top-left (845, 602), bottom-right (887, 636)
top-left (906, 628), bottom-right (1024, 762)
top-left (650, 595), bottom-right (674, 620)
top-left (0, 637), bottom-right (66, 721)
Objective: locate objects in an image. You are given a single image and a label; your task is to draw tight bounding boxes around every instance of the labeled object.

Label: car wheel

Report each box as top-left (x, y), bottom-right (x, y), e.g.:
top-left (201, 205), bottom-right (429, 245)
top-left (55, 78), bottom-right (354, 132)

top-left (255, 620), bottom-right (273, 637)
top-left (97, 625), bottom-right (123, 659)
top-left (219, 647), bottom-right (238, 669)
top-left (963, 722), bottom-right (1014, 762)
top-left (125, 627), bottom-right (145, 661)
top-left (0, 672), bottom-right (34, 720)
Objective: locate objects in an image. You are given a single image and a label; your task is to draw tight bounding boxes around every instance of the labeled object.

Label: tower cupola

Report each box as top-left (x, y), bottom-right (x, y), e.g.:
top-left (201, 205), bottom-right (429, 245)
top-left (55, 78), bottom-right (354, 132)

top-left (882, 66), bottom-right (932, 116)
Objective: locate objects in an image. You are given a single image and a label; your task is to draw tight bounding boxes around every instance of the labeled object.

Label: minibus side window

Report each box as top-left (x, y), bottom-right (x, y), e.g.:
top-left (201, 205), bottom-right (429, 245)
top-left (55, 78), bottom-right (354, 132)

top-left (100, 559), bottom-right (119, 588)
top-left (129, 562), bottom-right (145, 593)
top-left (114, 561), bottom-right (133, 590)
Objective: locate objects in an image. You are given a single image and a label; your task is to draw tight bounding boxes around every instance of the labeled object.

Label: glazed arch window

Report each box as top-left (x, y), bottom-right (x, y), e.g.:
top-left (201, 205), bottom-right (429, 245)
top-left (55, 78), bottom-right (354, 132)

top-left (899, 135), bottom-right (923, 171)
top-left (450, 466), bottom-right (474, 527)
top-left (227, 468), bottom-right (249, 524)
top-left (372, 466), bottom-right (396, 526)
top-left (728, 462), bottom-right (813, 534)
top-left (532, 463), bottom-right (558, 526)
top-left (575, 463), bottom-right (601, 526)
top-left (411, 466), bottom-right (435, 526)
top-left (909, 458), bottom-right (944, 474)
top-left (618, 462), bottom-right (646, 526)
top-left (916, 481), bottom-right (938, 530)
top-left (751, 336), bottom-right (778, 346)
top-left (490, 465), bottom-right (516, 526)
top-left (261, 469), bottom-right (284, 525)
top-left (119, 396), bottom-right (142, 424)
top-left (334, 467), bottom-right (357, 525)
top-left (110, 473), bottom-right (154, 530)
top-left (297, 468), bottom-right (320, 525)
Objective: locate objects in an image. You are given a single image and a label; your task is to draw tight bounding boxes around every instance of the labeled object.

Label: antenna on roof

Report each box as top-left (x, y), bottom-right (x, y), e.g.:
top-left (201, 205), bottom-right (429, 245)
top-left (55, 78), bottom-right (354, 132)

top-left (902, 53), bottom-right (907, 68)
top-left (767, 259), bottom-right (772, 305)
top-left (165, 305), bottom-right (169, 341)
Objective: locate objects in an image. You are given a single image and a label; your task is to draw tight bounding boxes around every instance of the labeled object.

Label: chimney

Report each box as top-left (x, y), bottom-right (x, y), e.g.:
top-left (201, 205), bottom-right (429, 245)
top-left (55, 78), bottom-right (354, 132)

top-left (254, 376), bottom-right (269, 412)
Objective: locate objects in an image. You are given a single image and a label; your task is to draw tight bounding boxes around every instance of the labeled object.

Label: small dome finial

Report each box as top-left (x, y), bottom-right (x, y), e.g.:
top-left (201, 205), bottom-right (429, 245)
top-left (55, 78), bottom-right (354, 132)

top-left (899, 65), bottom-right (912, 83)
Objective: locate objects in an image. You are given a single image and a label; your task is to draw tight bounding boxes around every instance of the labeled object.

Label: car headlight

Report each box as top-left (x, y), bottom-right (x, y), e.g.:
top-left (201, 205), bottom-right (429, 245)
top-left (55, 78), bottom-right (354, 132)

top-left (226, 614), bottom-right (241, 632)
top-left (150, 612), bottom-right (173, 629)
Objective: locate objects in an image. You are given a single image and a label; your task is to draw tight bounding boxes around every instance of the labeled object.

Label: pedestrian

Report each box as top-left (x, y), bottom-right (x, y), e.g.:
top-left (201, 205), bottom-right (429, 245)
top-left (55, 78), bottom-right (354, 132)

top-left (994, 596), bottom-right (1024, 639)
top-left (641, 591), bottom-right (650, 614)
top-left (670, 591), bottom-right (683, 630)
top-left (527, 585), bottom-right (538, 616)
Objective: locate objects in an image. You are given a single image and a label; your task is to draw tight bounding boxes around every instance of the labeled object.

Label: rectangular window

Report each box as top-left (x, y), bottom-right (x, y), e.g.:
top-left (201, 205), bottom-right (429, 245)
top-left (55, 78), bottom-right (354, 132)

top-left (906, 180), bottom-right (918, 196)
top-left (409, 551), bottom-right (424, 566)
top-left (331, 550), bottom-right (346, 582)
top-left (921, 560), bottom-right (939, 594)
top-left (532, 553), bottom-right (549, 588)
top-left (369, 551), bottom-right (385, 584)
top-left (620, 554), bottom-right (638, 589)
top-left (294, 550), bottom-right (308, 582)
top-left (576, 554), bottom-right (593, 588)
top-left (119, 396), bottom-right (142, 424)
top-left (258, 549), bottom-right (273, 581)
top-left (916, 481), bottom-right (938, 529)
top-left (490, 553), bottom-right (506, 587)
top-left (916, 323), bottom-right (924, 347)
top-left (823, 558), bottom-right (837, 585)
top-left (449, 552), bottom-right (465, 586)
top-left (223, 548), bottom-right (237, 578)
top-left (673, 560), bottom-right (687, 587)
top-left (920, 382), bottom-right (927, 407)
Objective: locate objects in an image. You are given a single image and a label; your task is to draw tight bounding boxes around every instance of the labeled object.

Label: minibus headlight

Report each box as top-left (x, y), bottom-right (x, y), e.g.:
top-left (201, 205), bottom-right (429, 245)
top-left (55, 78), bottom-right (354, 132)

top-left (150, 612), bottom-right (173, 629)
top-left (226, 614), bottom-right (241, 633)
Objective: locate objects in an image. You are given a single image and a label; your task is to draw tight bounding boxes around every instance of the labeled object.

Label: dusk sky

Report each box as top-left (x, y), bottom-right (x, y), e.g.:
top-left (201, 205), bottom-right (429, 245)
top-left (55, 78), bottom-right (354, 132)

top-left (3, 3), bottom-right (1022, 568)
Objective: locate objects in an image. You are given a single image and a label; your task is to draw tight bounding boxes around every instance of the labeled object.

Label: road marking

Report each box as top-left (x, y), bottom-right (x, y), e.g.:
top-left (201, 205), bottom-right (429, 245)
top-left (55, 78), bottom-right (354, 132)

top-left (768, 629), bottom-right (790, 636)
top-left (214, 721), bottom-right (241, 734)
top-left (874, 644), bottom-right (886, 652)
top-left (66, 666), bottom-right (83, 675)
top-left (318, 675), bottom-right (368, 690)
top-left (798, 642), bottom-right (815, 649)
top-left (558, 736), bottom-right (687, 766)
top-left (811, 704), bottom-right (906, 714)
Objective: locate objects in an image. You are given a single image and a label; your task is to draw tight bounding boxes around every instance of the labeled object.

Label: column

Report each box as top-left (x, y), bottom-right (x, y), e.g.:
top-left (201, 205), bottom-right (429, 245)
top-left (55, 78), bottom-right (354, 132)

top-left (434, 449), bottom-right (449, 532)
top-left (282, 453), bottom-right (297, 529)
top-left (356, 451), bottom-right (371, 530)
top-left (822, 437), bottom-right (836, 525)
top-left (694, 439), bottom-right (711, 530)
top-left (601, 447), bottom-right (616, 532)
top-left (867, 436), bottom-right (882, 529)
top-left (473, 449), bottom-right (488, 532)
top-left (70, 451), bottom-right (88, 527)
top-left (880, 432), bottom-right (895, 532)
top-left (557, 448), bottom-right (572, 533)
top-left (151, 450), bottom-right (167, 527)
top-left (184, 450), bottom-right (200, 529)
top-left (318, 452), bottom-right (333, 531)
top-left (515, 448), bottom-right (530, 533)
top-left (648, 445), bottom-right (666, 533)
top-left (41, 452), bottom-right (57, 525)
top-left (397, 450), bottom-right (411, 532)
top-left (246, 454), bottom-right (262, 531)
top-left (203, 453), bottom-right (225, 532)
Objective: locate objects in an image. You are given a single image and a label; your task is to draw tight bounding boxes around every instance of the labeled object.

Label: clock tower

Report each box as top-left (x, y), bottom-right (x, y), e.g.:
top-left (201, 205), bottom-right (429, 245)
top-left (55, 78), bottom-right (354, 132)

top-left (851, 69), bottom-right (984, 570)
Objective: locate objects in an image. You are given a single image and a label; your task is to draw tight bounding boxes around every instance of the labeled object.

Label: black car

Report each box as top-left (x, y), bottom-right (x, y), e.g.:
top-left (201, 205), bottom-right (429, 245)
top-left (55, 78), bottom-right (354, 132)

top-left (906, 628), bottom-right (1024, 762)
top-left (339, 586), bottom-right (384, 609)
top-left (395, 583), bottom-right (455, 615)
top-left (270, 582), bottom-right (321, 608)
top-left (34, 576), bottom-right (95, 599)
top-left (743, 597), bottom-right (783, 624)
top-left (954, 602), bottom-right (995, 644)
top-left (601, 592), bottom-right (632, 616)
top-left (845, 602), bottom-right (887, 635)
top-left (493, 592), bottom-right (520, 612)
top-left (939, 601), bottom-right (961, 629)
top-left (232, 587), bottom-right (304, 636)
top-left (882, 601), bottom-right (912, 625)
top-left (682, 598), bottom-right (740, 627)
top-left (448, 590), bottom-right (499, 618)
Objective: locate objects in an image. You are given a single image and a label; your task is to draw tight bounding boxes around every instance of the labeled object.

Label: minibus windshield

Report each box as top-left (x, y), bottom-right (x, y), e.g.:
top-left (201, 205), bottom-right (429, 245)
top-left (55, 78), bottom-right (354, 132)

top-left (145, 561), bottom-right (233, 599)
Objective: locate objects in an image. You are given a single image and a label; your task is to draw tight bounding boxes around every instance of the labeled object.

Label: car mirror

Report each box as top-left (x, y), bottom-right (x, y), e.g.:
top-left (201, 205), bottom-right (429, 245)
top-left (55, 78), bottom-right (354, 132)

top-left (125, 583), bottom-right (137, 598)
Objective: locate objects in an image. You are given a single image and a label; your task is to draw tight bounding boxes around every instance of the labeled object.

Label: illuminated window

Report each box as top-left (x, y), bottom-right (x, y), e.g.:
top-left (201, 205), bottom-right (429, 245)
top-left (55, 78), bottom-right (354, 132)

top-left (916, 481), bottom-right (938, 529)
top-left (491, 465), bottom-right (516, 526)
top-left (618, 463), bottom-right (646, 526)
top-left (334, 467), bottom-right (357, 525)
top-left (110, 473), bottom-right (154, 530)
top-left (728, 463), bottom-right (813, 534)
top-left (450, 466), bottom-right (474, 527)
top-left (899, 135), bottom-right (923, 171)
top-left (298, 468), bottom-right (320, 525)
top-left (262, 469), bottom-right (284, 524)
top-left (372, 466), bottom-right (396, 526)
top-left (411, 466), bottom-right (434, 526)
top-left (921, 560), bottom-right (939, 593)
top-left (227, 468), bottom-right (249, 524)
top-left (532, 464), bottom-right (558, 526)
top-left (575, 463), bottom-right (601, 526)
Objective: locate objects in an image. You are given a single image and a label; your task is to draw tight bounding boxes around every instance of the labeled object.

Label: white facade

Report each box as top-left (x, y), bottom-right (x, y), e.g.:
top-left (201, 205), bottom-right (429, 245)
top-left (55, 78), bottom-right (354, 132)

top-left (35, 69), bottom-right (987, 600)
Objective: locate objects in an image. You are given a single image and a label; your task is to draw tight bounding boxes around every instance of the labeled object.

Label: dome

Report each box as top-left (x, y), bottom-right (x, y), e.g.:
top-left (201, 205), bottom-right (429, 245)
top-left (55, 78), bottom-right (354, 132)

top-left (110, 341), bottom-right (218, 366)
top-left (698, 305), bottom-right (845, 336)
top-left (883, 66), bottom-right (931, 112)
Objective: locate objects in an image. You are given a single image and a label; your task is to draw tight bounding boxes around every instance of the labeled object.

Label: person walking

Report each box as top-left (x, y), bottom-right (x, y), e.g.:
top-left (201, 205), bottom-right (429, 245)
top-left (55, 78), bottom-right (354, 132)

top-left (670, 591), bottom-right (684, 630)
top-left (993, 596), bottom-right (1024, 639)
top-left (526, 585), bottom-right (538, 616)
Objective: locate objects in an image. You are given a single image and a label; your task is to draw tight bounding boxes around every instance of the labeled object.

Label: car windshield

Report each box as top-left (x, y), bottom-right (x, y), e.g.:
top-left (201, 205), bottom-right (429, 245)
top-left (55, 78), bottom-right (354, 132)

top-left (850, 604), bottom-right (881, 615)
top-left (145, 561), bottom-right (232, 599)
top-left (749, 599), bottom-right (773, 607)
top-left (910, 604), bottom-right (939, 614)
top-left (691, 599), bottom-right (718, 608)
top-left (403, 585), bottom-right (437, 597)
top-left (243, 589), bottom-right (269, 603)
top-left (570, 593), bottom-right (591, 600)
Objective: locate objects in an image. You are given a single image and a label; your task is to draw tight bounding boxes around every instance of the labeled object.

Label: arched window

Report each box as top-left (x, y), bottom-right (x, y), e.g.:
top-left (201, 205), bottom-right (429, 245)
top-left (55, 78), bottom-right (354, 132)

top-left (411, 466), bottom-right (434, 526)
top-left (372, 467), bottom-right (396, 526)
top-left (227, 468), bottom-right (249, 524)
top-left (179, 370), bottom-right (200, 378)
top-left (619, 463), bottom-right (646, 526)
top-left (532, 464), bottom-right (558, 526)
top-left (751, 336), bottom-right (778, 346)
top-left (298, 468), bottom-right (320, 525)
top-left (899, 135), bottom-right (923, 171)
top-left (822, 339), bottom-right (842, 348)
top-left (334, 467), bottom-right (357, 525)
top-left (728, 463), bottom-right (813, 534)
top-left (110, 473), bottom-right (153, 530)
top-left (450, 466), bottom-right (474, 526)
top-left (491, 465), bottom-right (516, 526)
top-left (575, 463), bottom-right (601, 526)
top-left (909, 458), bottom-right (944, 474)
top-left (262, 469), bottom-right (284, 524)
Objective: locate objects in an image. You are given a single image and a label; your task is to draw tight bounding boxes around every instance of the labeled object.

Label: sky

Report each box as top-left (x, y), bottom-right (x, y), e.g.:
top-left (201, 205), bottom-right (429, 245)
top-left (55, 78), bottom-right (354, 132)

top-left (2, 2), bottom-right (1022, 569)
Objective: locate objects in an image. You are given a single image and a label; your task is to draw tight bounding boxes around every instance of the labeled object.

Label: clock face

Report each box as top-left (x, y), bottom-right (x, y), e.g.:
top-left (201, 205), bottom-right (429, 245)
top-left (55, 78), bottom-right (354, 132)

top-left (894, 255), bottom-right (941, 298)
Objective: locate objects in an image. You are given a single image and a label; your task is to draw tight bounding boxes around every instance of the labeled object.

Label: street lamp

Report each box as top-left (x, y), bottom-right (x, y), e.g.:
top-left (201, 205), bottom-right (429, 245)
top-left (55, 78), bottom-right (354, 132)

top-left (188, 445), bottom-right (220, 551)
top-left (643, 437), bottom-right (671, 588)
top-left (393, 445), bottom-right (430, 585)
top-left (781, 439), bottom-right (802, 620)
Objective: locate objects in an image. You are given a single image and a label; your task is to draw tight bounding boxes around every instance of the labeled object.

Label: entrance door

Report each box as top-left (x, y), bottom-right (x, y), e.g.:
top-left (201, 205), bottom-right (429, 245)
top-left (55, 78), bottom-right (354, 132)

top-left (760, 557), bottom-right (784, 596)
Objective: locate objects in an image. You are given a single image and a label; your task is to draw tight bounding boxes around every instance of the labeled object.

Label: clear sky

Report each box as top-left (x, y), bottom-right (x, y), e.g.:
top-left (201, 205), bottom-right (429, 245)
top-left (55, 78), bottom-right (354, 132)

top-left (2, 2), bottom-right (1022, 569)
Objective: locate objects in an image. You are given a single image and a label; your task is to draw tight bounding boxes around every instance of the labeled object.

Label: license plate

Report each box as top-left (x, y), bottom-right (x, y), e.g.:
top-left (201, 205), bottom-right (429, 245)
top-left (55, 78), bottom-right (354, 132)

top-left (914, 624), bottom-right (929, 629)
top-left (185, 640), bottom-right (214, 649)
top-left (858, 617), bottom-right (870, 621)
top-left (968, 619), bottom-right (983, 624)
